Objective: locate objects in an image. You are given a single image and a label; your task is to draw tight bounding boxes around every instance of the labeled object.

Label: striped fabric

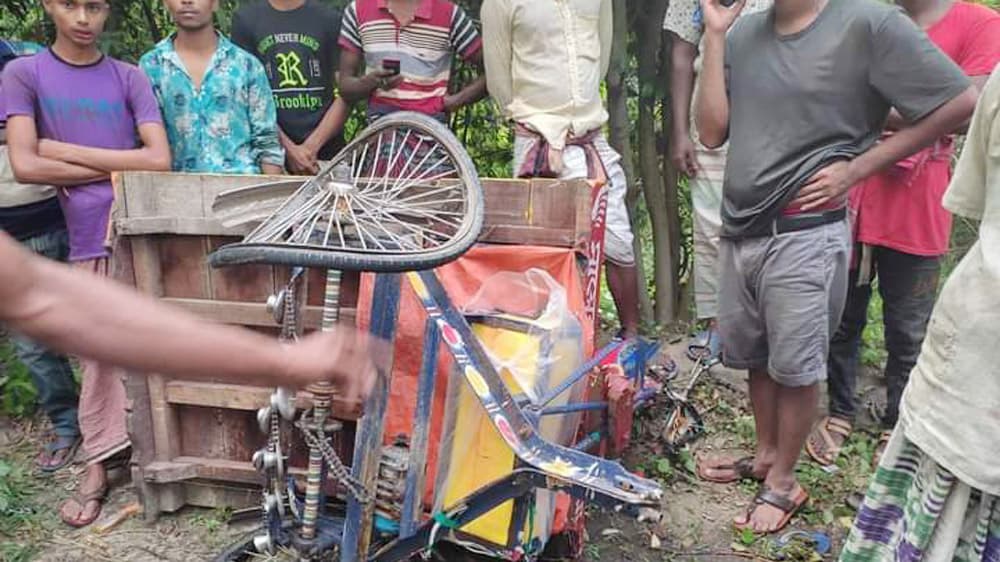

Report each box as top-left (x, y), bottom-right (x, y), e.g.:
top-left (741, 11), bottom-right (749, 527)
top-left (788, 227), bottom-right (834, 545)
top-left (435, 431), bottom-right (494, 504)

top-left (840, 427), bottom-right (1000, 562)
top-left (339, 0), bottom-right (481, 118)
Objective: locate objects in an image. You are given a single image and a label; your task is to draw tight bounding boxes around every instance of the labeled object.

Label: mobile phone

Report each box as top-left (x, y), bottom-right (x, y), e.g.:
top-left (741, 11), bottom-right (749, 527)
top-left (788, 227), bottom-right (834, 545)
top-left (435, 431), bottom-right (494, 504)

top-left (382, 58), bottom-right (400, 76)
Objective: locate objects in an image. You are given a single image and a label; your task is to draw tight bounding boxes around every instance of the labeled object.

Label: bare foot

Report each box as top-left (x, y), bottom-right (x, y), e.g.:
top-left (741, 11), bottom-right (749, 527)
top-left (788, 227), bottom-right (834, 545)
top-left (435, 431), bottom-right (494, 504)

top-left (733, 480), bottom-right (808, 534)
top-left (59, 463), bottom-right (107, 527)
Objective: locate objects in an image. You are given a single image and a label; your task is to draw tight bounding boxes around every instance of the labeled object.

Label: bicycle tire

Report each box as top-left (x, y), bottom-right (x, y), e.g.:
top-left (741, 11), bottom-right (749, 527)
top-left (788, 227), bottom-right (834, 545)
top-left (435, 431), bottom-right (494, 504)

top-left (210, 112), bottom-right (483, 272)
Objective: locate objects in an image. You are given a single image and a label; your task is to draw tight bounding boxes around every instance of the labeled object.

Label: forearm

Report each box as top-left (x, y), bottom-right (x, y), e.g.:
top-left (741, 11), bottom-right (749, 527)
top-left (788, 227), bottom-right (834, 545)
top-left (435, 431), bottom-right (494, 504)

top-left (10, 151), bottom-right (107, 186)
top-left (694, 32), bottom-right (729, 149)
top-left (51, 143), bottom-right (170, 173)
top-left (670, 39), bottom-right (697, 139)
top-left (449, 75), bottom-right (488, 110)
top-left (340, 74), bottom-right (376, 104)
top-left (850, 86), bottom-right (979, 183)
top-left (10, 250), bottom-right (303, 387)
top-left (303, 97), bottom-right (349, 152)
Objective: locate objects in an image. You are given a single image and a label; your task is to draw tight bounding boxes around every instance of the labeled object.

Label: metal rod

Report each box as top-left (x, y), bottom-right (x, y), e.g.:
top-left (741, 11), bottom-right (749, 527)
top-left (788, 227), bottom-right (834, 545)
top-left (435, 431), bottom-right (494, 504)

top-left (399, 319), bottom-right (440, 539)
top-left (534, 342), bottom-right (622, 408)
top-left (538, 401), bottom-right (609, 417)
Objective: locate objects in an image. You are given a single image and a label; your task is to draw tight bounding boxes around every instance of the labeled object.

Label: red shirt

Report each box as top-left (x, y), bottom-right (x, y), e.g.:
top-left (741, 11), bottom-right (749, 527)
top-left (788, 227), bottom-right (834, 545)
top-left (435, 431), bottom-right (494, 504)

top-left (338, 0), bottom-right (482, 118)
top-left (851, 1), bottom-right (1000, 256)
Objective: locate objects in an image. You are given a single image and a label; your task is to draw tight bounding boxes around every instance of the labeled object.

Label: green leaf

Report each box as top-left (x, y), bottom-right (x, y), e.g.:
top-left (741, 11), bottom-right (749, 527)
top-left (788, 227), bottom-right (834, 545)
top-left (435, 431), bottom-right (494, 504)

top-left (739, 527), bottom-right (756, 546)
top-left (655, 458), bottom-right (674, 478)
top-left (0, 462), bottom-right (11, 479)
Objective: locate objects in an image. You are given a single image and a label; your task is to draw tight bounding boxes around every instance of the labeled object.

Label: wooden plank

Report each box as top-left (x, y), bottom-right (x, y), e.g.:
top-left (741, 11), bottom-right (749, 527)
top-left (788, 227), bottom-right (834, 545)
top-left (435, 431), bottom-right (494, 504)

top-left (130, 237), bottom-right (164, 298)
top-left (113, 173), bottom-right (592, 243)
top-left (207, 236), bottom-right (275, 303)
top-left (177, 405), bottom-right (260, 461)
top-left (116, 217), bottom-right (254, 237)
top-left (164, 380), bottom-right (363, 420)
top-left (159, 237), bottom-right (211, 299)
top-left (142, 461), bottom-right (199, 484)
top-left (161, 298), bottom-right (351, 329)
top-left (477, 226), bottom-right (580, 248)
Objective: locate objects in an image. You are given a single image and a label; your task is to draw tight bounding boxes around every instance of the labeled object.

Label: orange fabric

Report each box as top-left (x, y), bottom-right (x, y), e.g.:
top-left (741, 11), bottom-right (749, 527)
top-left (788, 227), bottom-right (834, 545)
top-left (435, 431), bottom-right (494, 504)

top-left (356, 244), bottom-right (593, 513)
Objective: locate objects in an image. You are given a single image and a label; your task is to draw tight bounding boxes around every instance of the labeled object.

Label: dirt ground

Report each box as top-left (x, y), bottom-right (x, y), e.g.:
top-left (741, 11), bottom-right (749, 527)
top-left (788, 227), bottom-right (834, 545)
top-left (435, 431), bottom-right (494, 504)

top-left (0, 340), bottom-right (886, 562)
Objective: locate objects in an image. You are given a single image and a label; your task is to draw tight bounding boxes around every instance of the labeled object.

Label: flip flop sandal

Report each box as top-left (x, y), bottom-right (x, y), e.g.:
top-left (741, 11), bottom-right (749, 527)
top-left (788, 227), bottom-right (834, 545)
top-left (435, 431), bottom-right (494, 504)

top-left (686, 329), bottom-right (722, 363)
top-left (735, 485), bottom-right (809, 535)
top-left (696, 455), bottom-right (762, 484)
top-left (60, 483), bottom-right (109, 528)
top-left (36, 435), bottom-right (81, 473)
top-left (872, 430), bottom-right (891, 469)
top-left (805, 416), bottom-right (852, 466)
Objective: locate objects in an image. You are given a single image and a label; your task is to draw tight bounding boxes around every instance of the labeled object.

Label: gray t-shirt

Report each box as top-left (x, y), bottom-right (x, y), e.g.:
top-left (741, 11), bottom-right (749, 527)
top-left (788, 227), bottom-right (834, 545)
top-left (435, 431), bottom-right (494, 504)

top-left (722, 0), bottom-right (970, 238)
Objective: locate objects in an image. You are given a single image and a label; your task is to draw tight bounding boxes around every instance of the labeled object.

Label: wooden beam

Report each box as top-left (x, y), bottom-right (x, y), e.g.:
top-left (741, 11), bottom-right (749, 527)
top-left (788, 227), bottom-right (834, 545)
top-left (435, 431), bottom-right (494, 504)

top-left (160, 298), bottom-right (354, 329)
top-left (164, 380), bottom-right (363, 420)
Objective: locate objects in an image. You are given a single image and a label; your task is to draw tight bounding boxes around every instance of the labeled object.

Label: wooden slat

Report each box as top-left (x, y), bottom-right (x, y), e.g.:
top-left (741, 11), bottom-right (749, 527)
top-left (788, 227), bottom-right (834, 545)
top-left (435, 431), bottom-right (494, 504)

top-left (116, 217), bottom-right (254, 237)
top-left (159, 237), bottom-right (211, 299)
top-left (161, 297), bottom-right (352, 329)
top-left (206, 236), bottom-right (275, 302)
top-left (164, 380), bottom-right (363, 420)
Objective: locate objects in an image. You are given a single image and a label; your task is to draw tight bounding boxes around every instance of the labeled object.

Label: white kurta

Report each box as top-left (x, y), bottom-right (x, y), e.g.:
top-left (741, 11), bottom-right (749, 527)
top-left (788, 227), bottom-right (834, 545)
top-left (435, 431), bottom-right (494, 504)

top-left (899, 68), bottom-right (1000, 496)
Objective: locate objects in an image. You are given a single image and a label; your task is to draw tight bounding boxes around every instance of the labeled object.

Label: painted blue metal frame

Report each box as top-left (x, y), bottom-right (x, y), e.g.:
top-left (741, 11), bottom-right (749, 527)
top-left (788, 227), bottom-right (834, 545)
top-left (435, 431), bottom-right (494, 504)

top-left (398, 318), bottom-right (439, 539)
top-left (341, 273), bottom-right (402, 562)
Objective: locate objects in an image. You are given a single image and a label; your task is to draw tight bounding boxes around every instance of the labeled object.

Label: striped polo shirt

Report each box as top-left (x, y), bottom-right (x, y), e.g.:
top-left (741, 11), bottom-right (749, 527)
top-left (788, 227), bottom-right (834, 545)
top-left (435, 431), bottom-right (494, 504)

top-left (339, 0), bottom-right (481, 119)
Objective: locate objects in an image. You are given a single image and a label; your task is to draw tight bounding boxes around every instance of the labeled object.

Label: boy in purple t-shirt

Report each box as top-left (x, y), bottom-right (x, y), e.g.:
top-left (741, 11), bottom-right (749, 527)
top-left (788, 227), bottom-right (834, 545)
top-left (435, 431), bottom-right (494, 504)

top-left (3, 0), bottom-right (169, 529)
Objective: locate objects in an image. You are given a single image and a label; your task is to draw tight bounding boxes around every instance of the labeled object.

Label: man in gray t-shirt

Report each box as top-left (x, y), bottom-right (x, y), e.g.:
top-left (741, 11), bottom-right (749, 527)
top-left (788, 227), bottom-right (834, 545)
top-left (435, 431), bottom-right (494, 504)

top-left (693, 0), bottom-right (976, 534)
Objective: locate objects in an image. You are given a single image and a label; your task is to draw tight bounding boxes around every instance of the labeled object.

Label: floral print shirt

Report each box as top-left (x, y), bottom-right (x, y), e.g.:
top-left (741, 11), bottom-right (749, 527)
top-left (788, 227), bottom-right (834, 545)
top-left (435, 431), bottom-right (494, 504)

top-left (139, 34), bottom-right (283, 173)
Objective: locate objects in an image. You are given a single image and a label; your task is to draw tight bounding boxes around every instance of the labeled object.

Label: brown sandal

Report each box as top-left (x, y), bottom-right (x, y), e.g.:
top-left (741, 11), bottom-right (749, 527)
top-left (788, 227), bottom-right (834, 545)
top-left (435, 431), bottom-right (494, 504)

top-left (60, 483), bottom-right (108, 528)
top-left (735, 485), bottom-right (809, 534)
top-left (805, 416), bottom-right (852, 466)
top-left (696, 455), bottom-right (763, 483)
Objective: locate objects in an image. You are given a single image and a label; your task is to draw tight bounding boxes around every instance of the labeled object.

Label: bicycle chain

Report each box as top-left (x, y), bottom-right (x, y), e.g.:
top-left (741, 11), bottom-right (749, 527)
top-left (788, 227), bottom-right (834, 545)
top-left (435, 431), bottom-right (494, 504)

top-left (296, 411), bottom-right (373, 505)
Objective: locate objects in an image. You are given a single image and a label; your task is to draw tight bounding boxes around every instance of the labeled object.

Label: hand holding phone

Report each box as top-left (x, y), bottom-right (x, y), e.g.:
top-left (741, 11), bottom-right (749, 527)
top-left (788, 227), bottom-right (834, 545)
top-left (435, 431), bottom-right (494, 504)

top-left (382, 58), bottom-right (400, 76)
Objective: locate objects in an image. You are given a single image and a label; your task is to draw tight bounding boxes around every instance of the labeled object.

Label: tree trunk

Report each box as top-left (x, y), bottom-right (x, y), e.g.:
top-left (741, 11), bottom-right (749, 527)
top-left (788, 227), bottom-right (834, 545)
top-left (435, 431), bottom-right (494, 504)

top-left (607, 0), bottom-right (654, 326)
top-left (659, 30), bottom-right (689, 323)
top-left (636, 0), bottom-right (675, 324)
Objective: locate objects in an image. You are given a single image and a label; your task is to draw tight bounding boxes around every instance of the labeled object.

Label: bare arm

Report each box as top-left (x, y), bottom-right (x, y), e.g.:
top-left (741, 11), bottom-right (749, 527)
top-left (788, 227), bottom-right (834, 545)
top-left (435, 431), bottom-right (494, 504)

top-left (444, 50), bottom-right (488, 112)
top-left (5, 115), bottom-right (108, 185)
top-left (670, 34), bottom-right (699, 176)
top-left (885, 74), bottom-right (988, 133)
top-left (792, 85), bottom-right (980, 210)
top-left (0, 231), bottom-right (381, 398)
top-left (303, 96), bottom-right (349, 155)
top-left (338, 49), bottom-right (399, 104)
top-left (694, 30), bottom-right (729, 149)
top-left (37, 122), bottom-right (171, 173)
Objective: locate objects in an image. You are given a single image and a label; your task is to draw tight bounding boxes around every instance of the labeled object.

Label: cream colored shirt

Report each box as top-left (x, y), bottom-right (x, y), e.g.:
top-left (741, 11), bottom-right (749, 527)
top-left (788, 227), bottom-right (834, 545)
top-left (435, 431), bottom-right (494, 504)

top-left (899, 67), bottom-right (1000, 495)
top-left (0, 145), bottom-right (56, 208)
top-left (481, 0), bottom-right (612, 149)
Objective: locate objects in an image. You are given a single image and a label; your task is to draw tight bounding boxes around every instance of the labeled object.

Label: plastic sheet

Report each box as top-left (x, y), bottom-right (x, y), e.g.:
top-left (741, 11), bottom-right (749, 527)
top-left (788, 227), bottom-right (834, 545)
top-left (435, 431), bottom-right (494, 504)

top-left (432, 268), bottom-right (585, 547)
top-left (355, 245), bottom-right (592, 546)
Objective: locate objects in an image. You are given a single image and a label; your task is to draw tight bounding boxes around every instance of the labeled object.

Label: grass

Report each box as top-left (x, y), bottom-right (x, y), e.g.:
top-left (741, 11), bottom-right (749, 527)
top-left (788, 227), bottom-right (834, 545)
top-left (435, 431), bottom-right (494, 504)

top-left (0, 337), bottom-right (37, 419)
top-left (0, 439), bottom-right (60, 562)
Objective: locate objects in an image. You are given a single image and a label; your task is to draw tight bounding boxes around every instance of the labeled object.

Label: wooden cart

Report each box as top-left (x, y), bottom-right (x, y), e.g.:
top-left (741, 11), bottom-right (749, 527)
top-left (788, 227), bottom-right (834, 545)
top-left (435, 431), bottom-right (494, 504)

top-left (110, 171), bottom-right (594, 521)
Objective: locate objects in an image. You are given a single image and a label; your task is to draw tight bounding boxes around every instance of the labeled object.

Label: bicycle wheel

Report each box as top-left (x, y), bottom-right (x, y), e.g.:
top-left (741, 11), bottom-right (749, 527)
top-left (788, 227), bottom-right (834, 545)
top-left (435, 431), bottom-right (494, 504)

top-left (210, 112), bottom-right (484, 272)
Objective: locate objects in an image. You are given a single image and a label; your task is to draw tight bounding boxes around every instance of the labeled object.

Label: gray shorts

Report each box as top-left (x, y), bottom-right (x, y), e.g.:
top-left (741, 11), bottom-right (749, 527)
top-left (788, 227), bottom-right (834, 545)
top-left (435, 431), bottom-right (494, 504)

top-left (717, 219), bottom-right (851, 387)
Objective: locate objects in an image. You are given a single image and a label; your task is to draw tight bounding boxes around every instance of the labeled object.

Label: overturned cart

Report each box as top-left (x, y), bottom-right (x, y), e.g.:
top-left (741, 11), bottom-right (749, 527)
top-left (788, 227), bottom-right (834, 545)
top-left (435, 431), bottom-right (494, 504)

top-left (113, 113), bottom-right (663, 561)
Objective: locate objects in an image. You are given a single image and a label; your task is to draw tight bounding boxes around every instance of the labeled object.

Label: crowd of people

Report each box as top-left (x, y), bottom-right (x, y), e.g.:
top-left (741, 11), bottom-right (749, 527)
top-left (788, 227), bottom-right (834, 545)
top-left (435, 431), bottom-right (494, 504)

top-left (0, 0), bottom-right (998, 558)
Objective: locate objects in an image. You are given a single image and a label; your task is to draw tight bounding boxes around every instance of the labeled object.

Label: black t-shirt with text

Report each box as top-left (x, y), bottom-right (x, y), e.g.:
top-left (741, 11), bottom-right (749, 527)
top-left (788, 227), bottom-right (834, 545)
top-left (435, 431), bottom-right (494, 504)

top-left (232, 0), bottom-right (345, 160)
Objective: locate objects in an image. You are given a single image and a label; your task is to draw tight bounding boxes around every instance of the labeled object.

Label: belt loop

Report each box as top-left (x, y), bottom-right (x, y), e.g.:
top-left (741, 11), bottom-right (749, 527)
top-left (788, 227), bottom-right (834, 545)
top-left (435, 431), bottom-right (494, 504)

top-left (771, 218), bottom-right (779, 237)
